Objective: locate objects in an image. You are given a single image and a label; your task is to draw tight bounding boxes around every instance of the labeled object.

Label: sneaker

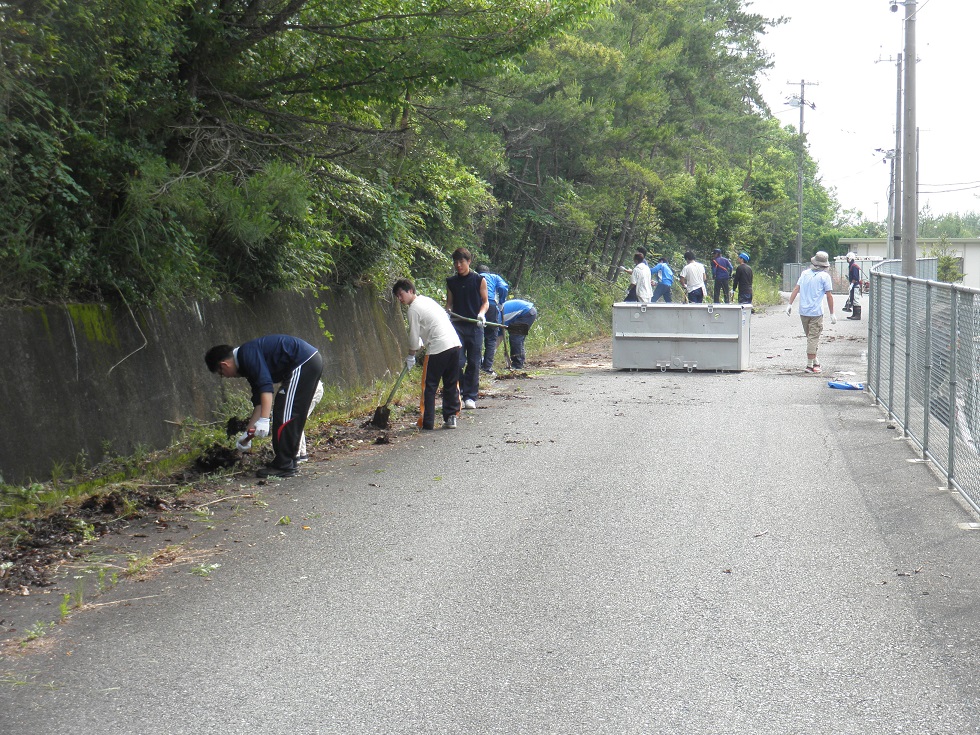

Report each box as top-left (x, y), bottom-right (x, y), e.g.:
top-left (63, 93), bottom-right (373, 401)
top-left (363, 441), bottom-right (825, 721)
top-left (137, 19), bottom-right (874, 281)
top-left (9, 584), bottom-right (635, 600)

top-left (463, 399), bottom-right (476, 410)
top-left (443, 415), bottom-right (457, 429)
top-left (295, 453), bottom-right (309, 464)
top-left (481, 368), bottom-right (497, 378)
top-left (257, 465), bottom-right (298, 479)
top-left (804, 365), bottom-right (822, 374)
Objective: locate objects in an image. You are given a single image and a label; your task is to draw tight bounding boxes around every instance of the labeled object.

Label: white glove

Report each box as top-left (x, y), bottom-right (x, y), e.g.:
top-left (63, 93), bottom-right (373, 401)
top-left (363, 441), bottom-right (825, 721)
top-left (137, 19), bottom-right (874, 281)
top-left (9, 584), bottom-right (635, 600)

top-left (785, 305), bottom-right (792, 316)
top-left (405, 355), bottom-right (416, 369)
top-left (253, 417), bottom-right (271, 438)
top-left (830, 313), bottom-right (838, 325)
top-left (476, 314), bottom-right (486, 327)
top-left (236, 433), bottom-right (252, 452)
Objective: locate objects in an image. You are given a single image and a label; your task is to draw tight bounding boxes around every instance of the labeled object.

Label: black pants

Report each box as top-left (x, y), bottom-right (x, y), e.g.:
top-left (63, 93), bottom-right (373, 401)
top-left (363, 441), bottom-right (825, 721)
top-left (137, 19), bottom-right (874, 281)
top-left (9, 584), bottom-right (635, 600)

top-left (507, 313), bottom-right (537, 369)
top-left (271, 351), bottom-right (323, 470)
top-left (454, 322), bottom-right (482, 403)
top-left (482, 303), bottom-right (501, 371)
top-left (714, 279), bottom-right (731, 303)
top-left (422, 347), bottom-right (461, 429)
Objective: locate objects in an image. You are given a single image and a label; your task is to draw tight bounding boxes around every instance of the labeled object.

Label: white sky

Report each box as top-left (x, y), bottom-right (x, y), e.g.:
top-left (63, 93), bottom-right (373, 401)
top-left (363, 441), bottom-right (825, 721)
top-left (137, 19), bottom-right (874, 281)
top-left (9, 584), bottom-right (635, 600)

top-left (746, 0), bottom-right (979, 222)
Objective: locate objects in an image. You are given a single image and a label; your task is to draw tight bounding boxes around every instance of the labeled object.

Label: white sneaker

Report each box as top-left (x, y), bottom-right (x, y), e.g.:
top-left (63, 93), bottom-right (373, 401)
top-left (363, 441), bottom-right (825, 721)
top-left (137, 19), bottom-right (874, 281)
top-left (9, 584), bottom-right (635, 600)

top-left (463, 399), bottom-right (476, 410)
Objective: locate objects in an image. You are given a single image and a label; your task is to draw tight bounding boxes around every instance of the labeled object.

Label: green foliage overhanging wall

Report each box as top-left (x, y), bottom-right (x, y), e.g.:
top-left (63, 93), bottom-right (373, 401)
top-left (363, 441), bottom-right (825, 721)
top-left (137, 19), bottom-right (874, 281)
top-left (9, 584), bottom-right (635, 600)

top-left (0, 0), bottom-right (853, 307)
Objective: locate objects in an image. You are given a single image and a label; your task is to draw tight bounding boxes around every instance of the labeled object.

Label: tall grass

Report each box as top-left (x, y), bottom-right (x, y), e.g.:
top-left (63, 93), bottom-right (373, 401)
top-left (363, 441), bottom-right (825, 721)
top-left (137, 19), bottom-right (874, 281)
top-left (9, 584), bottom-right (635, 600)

top-left (749, 272), bottom-right (783, 306)
top-left (515, 274), bottom-right (619, 356)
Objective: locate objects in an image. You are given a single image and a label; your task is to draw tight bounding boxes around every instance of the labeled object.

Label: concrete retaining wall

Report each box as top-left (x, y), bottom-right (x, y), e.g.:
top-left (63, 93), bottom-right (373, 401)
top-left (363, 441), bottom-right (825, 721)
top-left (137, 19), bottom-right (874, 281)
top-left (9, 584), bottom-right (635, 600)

top-left (1, 289), bottom-right (407, 484)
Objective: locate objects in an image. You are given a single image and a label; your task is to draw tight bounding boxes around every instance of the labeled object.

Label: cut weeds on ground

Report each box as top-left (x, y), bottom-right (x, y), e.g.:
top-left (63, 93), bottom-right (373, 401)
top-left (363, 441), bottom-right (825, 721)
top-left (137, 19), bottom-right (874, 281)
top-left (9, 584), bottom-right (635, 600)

top-left (0, 372), bottom-right (423, 597)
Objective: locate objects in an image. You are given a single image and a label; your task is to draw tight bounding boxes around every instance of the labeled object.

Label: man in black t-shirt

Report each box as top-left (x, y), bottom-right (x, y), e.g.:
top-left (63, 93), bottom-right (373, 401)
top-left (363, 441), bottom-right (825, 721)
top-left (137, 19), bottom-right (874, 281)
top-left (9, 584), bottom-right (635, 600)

top-left (446, 248), bottom-right (489, 410)
top-left (732, 252), bottom-right (753, 304)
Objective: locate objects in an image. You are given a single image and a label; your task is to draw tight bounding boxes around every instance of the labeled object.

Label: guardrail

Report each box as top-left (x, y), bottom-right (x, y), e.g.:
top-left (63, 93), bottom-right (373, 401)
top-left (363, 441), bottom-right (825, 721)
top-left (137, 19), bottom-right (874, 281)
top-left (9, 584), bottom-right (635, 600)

top-left (867, 257), bottom-right (980, 511)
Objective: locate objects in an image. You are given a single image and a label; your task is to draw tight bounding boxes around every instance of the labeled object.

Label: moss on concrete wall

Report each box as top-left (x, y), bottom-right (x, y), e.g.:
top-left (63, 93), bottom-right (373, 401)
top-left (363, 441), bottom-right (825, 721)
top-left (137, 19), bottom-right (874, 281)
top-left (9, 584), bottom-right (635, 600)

top-left (0, 288), bottom-right (406, 484)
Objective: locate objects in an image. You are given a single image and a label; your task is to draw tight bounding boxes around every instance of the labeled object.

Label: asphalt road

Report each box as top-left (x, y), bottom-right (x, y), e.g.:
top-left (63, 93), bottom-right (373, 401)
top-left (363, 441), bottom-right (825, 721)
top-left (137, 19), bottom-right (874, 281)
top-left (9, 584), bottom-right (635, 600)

top-left (4, 305), bottom-right (980, 734)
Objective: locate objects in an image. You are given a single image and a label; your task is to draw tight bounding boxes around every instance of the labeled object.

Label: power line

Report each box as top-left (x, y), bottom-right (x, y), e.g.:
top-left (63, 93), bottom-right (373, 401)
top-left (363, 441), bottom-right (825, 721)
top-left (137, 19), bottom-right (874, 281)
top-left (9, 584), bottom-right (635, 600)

top-left (920, 179), bottom-right (980, 187)
top-left (919, 184), bottom-right (980, 194)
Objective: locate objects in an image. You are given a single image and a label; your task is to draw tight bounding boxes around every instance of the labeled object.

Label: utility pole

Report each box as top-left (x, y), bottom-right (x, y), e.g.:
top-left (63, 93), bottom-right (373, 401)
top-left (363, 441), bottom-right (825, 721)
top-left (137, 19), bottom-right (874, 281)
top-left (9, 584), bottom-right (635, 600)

top-left (899, 1), bottom-right (917, 277)
top-left (893, 53), bottom-right (903, 262)
top-left (878, 53), bottom-right (903, 260)
top-left (787, 79), bottom-right (818, 264)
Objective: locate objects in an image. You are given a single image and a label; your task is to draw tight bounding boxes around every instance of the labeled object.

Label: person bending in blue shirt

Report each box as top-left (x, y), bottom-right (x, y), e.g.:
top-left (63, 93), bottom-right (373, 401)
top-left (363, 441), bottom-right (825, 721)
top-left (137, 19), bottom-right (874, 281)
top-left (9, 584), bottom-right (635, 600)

top-left (205, 335), bottom-right (323, 478)
top-left (502, 299), bottom-right (538, 370)
top-left (476, 264), bottom-right (510, 375)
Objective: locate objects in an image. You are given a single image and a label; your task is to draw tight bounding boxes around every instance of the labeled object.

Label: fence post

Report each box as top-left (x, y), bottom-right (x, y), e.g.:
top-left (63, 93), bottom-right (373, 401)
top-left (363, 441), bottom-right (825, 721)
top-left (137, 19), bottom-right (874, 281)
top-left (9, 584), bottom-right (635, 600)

top-left (904, 279), bottom-right (912, 436)
top-left (888, 277), bottom-right (897, 419)
top-left (948, 288), bottom-right (959, 489)
top-left (923, 282), bottom-right (932, 459)
top-left (869, 273), bottom-right (878, 403)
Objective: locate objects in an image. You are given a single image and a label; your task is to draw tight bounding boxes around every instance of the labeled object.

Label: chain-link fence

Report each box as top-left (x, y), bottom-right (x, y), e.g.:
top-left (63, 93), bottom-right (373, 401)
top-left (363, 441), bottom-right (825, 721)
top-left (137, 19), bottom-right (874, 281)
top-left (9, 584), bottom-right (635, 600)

top-left (782, 261), bottom-right (861, 293)
top-left (784, 257), bottom-right (933, 293)
top-left (868, 258), bottom-right (980, 511)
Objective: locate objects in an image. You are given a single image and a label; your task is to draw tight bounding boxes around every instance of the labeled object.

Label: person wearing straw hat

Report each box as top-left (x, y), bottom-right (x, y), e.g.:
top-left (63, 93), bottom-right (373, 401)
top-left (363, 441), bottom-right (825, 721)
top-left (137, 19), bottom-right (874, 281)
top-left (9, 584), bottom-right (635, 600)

top-left (786, 251), bottom-right (837, 374)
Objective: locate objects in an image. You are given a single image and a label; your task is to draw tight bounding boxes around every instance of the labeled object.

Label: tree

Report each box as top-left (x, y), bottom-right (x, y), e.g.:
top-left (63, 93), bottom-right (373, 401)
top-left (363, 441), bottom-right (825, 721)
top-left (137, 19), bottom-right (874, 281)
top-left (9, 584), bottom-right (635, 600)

top-left (927, 234), bottom-right (965, 284)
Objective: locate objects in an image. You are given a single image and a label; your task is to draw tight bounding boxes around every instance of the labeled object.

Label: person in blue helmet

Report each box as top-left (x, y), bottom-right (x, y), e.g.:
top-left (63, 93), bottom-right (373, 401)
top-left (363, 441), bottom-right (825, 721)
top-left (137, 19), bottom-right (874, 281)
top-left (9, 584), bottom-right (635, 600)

top-left (732, 252), bottom-right (753, 304)
top-left (501, 298), bottom-right (538, 370)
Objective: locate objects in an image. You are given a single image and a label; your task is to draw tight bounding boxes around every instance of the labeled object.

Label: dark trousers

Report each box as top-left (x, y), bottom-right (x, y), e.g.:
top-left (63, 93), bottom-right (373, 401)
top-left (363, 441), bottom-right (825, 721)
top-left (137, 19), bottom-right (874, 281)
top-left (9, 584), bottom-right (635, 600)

top-left (651, 283), bottom-right (673, 303)
top-left (482, 303), bottom-right (501, 371)
top-left (455, 322), bottom-right (483, 402)
top-left (507, 311), bottom-right (537, 368)
top-left (422, 347), bottom-right (461, 429)
top-left (271, 351), bottom-right (323, 470)
top-left (687, 289), bottom-right (704, 303)
top-left (713, 279), bottom-right (731, 303)
top-left (737, 292), bottom-right (753, 304)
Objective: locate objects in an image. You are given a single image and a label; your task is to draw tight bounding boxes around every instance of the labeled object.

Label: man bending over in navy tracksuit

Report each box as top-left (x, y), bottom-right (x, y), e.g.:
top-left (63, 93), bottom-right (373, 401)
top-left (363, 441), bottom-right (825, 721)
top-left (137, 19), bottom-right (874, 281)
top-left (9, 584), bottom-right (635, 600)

top-left (205, 335), bottom-right (323, 478)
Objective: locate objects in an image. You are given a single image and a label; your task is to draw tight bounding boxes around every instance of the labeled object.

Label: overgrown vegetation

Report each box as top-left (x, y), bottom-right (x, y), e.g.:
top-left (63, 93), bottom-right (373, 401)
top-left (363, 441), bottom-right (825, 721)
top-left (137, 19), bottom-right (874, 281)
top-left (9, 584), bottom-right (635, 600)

top-left (1, 0), bottom-right (877, 309)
